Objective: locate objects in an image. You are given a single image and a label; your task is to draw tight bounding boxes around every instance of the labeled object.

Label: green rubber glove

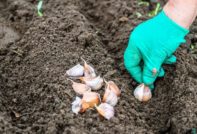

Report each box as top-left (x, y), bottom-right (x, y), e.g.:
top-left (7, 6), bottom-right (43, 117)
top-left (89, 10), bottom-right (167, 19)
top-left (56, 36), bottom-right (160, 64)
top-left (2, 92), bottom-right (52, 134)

top-left (124, 10), bottom-right (189, 89)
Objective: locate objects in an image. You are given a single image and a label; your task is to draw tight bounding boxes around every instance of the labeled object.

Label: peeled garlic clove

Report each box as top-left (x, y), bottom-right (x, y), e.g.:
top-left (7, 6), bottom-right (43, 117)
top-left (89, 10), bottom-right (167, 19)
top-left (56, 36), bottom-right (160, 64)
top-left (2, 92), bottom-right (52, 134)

top-left (96, 103), bottom-right (114, 120)
top-left (81, 92), bottom-right (100, 112)
top-left (66, 64), bottom-right (84, 77)
top-left (105, 80), bottom-right (121, 96)
top-left (72, 97), bottom-right (82, 114)
top-left (134, 84), bottom-right (152, 102)
top-left (81, 58), bottom-right (96, 78)
top-left (68, 79), bottom-right (91, 95)
top-left (80, 76), bottom-right (103, 90)
top-left (103, 90), bottom-right (118, 106)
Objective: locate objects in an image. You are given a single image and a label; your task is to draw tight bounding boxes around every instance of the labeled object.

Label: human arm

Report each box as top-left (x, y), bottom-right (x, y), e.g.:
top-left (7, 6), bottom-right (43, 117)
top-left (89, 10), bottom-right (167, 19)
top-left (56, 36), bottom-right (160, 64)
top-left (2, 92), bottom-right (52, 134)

top-left (124, 0), bottom-right (197, 89)
top-left (164, 0), bottom-right (197, 29)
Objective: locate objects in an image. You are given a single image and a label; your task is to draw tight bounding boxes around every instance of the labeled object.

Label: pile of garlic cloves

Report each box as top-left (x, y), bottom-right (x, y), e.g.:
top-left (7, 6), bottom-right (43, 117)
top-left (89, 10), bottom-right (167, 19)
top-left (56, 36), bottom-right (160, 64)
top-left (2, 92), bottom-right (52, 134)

top-left (66, 58), bottom-right (121, 120)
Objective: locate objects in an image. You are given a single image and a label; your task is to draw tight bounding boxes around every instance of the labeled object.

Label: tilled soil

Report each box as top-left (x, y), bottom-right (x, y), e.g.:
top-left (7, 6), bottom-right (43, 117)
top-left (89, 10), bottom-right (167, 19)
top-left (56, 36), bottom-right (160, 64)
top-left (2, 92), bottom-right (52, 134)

top-left (0, 0), bottom-right (197, 133)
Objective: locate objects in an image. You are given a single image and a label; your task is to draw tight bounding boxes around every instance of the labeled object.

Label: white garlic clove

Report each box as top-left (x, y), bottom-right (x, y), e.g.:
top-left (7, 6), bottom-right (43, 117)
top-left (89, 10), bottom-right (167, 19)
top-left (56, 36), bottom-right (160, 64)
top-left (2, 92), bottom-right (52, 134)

top-left (134, 84), bottom-right (144, 101)
top-left (72, 97), bottom-right (82, 114)
top-left (82, 92), bottom-right (100, 103)
top-left (96, 103), bottom-right (114, 120)
top-left (81, 58), bottom-right (96, 78)
top-left (142, 86), bottom-right (152, 102)
top-left (81, 92), bottom-right (100, 112)
top-left (104, 80), bottom-right (121, 96)
top-left (80, 76), bottom-right (103, 90)
top-left (134, 84), bottom-right (152, 102)
top-left (68, 79), bottom-right (91, 95)
top-left (104, 90), bottom-right (118, 106)
top-left (66, 64), bottom-right (84, 77)
top-left (103, 87), bottom-right (111, 102)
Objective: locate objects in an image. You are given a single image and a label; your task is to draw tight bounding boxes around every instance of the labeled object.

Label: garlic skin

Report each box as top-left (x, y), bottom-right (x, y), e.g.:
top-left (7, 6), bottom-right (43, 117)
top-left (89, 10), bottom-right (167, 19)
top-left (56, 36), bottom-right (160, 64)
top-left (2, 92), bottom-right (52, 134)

top-left (134, 84), bottom-right (144, 101)
top-left (80, 76), bottom-right (103, 90)
top-left (134, 84), bottom-right (152, 102)
top-left (81, 58), bottom-right (96, 78)
top-left (103, 88), bottom-right (118, 106)
top-left (66, 64), bottom-right (84, 77)
top-left (68, 79), bottom-right (91, 95)
top-left (72, 97), bottom-right (82, 114)
top-left (81, 92), bottom-right (100, 112)
top-left (96, 103), bottom-right (114, 120)
top-left (142, 86), bottom-right (152, 102)
top-left (105, 80), bottom-right (121, 96)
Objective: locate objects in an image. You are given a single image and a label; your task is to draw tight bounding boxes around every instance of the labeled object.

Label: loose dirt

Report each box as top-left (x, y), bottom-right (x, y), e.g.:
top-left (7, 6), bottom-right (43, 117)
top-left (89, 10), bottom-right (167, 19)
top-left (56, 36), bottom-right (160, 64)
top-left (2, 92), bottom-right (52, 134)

top-left (0, 0), bottom-right (196, 133)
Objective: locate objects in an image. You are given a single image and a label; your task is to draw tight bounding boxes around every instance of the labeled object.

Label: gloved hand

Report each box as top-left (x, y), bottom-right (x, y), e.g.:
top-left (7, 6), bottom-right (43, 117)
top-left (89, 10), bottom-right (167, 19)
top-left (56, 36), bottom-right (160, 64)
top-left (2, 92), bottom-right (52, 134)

top-left (124, 10), bottom-right (189, 89)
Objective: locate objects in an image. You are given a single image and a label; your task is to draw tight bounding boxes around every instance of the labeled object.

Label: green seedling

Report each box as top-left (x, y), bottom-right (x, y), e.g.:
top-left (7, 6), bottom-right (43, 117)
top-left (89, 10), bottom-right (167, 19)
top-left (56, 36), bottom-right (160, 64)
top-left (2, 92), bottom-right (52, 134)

top-left (138, 1), bottom-right (149, 6)
top-left (37, 0), bottom-right (43, 17)
top-left (190, 44), bottom-right (195, 50)
top-left (148, 3), bottom-right (161, 17)
top-left (136, 12), bottom-right (142, 18)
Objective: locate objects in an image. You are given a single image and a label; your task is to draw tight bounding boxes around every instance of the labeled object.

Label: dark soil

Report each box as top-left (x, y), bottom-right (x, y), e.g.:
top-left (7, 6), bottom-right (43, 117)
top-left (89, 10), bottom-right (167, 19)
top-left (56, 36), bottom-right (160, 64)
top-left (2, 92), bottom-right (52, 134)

top-left (0, 0), bottom-right (197, 133)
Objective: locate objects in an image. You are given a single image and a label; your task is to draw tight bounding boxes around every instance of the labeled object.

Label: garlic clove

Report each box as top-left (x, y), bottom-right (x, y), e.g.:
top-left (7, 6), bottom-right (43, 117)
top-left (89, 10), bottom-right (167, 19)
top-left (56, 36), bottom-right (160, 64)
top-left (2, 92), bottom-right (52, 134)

top-left (81, 58), bottom-right (96, 78)
top-left (103, 87), bottom-right (111, 102)
top-left (108, 81), bottom-right (121, 96)
top-left (134, 84), bottom-right (152, 102)
top-left (68, 79), bottom-right (91, 95)
top-left (142, 86), bottom-right (152, 102)
top-left (103, 90), bottom-right (118, 106)
top-left (66, 64), bottom-right (84, 77)
top-left (96, 103), bottom-right (114, 120)
top-left (72, 97), bottom-right (82, 114)
top-left (80, 76), bottom-right (103, 90)
top-left (81, 92), bottom-right (100, 112)
top-left (104, 80), bottom-right (121, 96)
top-left (134, 84), bottom-right (144, 101)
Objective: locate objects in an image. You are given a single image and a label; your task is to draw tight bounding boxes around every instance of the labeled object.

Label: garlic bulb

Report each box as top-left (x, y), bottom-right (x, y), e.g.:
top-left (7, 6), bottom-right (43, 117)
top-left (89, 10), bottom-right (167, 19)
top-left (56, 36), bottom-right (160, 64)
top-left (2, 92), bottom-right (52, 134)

top-left (72, 97), bottom-right (82, 114)
top-left (134, 84), bottom-right (152, 102)
top-left (66, 64), bottom-right (84, 77)
top-left (103, 89), bottom-right (118, 106)
top-left (81, 92), bottom-right (100, 112)
top-left (105, 80), bottom-right (121, 96)
top-left (81, 58), bottom-right (96, 78)
top-left (80, 76), bottom-right (103, 90)
top-left (96, 103), bottom-right (114, 120)
top-left (68, 79), bottom-right (91, 95)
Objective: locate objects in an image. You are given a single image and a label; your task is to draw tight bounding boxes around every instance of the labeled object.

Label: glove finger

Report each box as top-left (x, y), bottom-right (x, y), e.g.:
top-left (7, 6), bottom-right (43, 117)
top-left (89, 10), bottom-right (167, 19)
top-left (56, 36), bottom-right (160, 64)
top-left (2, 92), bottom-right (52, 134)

top-left (158, 67), bottom-right (165, 77)
top-left (142, 64), bottom-right (158, 85)
top-left (164, 55), bottom-right (176, 64)
top-left (124, 48), bottom-right (142, 83)
top-left (142, 52), bottom-right (166, 85)
top-left (149, 84), bottom-right (154, 91)
top-left (148, 68), bottom-right (164, 91)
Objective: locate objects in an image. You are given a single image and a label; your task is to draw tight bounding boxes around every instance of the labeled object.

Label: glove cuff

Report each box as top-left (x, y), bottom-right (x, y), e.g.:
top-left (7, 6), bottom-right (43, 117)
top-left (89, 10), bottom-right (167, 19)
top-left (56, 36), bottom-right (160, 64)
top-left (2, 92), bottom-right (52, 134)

top-left (155, 10), bottom-right (189, 37)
